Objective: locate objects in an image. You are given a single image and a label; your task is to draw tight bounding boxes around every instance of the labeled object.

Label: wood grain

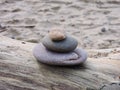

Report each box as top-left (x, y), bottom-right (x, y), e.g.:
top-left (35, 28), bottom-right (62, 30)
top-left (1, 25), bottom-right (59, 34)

top-left (0, 36), bottom-right (120, 90)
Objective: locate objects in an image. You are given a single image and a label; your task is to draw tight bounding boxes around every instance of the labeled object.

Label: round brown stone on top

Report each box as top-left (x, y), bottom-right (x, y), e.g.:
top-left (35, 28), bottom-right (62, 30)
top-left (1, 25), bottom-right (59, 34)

top-left (49, 28), bottom-right (66, 41)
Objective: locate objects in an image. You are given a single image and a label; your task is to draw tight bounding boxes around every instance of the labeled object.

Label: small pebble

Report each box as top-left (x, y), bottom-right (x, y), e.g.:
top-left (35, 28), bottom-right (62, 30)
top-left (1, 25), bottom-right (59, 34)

top-left (101, 27), bottom-right (106, 32)
top-left (60, 19), bottom-right (65, 22)
top-left (49, 29), bottom-right (66, 41)
top-left (0, 24), bottom-right (6, 29)
top-left (22, 42), bottom-right (26, 44)
top-left (11, 36), bottom-right (15, 39)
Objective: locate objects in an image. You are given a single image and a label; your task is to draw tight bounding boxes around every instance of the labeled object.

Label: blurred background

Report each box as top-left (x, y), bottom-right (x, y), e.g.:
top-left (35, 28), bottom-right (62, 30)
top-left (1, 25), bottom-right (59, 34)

top-left (0, 0), bottom-right (120, 49)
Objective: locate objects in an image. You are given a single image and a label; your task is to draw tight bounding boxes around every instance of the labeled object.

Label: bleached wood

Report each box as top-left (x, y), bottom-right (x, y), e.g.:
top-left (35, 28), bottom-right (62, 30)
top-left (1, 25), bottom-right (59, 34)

top-left (0, 36), bottom-right (120, 90)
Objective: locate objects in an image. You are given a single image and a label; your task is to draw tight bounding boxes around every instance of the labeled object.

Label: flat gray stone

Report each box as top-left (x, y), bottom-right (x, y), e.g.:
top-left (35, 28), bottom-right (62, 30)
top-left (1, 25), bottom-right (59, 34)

top-left (33, 43), bottom-right (87, 66)
top-left (100, 82), bottom-right (120, 90)
top-left (42, 35), bottom-right (78, 52)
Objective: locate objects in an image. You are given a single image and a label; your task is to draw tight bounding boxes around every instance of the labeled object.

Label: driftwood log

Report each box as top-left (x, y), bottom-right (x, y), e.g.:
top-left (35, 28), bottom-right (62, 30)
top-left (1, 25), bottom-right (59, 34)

top-left (0, 35), bottom-right (120, 90)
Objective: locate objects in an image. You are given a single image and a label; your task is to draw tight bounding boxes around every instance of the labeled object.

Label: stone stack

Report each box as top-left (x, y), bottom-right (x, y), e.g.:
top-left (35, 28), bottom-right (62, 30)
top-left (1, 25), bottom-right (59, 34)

top-left (33, 28), bottom-right (87, 66)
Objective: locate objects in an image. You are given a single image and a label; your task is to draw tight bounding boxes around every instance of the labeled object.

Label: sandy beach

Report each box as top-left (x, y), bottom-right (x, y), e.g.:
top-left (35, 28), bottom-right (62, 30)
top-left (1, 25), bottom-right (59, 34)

top-left (0, 0), bottom-right (120, 49)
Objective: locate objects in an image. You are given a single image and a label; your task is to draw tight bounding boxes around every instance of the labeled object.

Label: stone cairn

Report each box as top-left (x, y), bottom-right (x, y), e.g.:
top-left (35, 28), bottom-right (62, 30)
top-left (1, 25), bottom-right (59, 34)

top-left (33, 28), bottom-right (87, 66)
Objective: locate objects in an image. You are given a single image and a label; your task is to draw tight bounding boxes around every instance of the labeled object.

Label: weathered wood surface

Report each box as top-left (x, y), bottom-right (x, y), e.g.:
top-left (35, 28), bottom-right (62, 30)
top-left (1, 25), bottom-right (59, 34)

top-left (0, 35), bottom-right (120, 90)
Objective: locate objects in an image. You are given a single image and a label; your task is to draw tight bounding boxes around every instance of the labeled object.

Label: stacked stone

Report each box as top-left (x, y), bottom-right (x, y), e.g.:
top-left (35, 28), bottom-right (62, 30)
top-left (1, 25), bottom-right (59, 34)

top-left (33, 28), bottom-right (87, 66)
top-left (42, 29), bottom-right (78, 53)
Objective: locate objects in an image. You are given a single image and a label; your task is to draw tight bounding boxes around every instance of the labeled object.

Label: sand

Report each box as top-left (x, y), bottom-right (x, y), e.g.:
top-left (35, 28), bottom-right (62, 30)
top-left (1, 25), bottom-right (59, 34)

top-left (0, 0), bottom-right (120, 49)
